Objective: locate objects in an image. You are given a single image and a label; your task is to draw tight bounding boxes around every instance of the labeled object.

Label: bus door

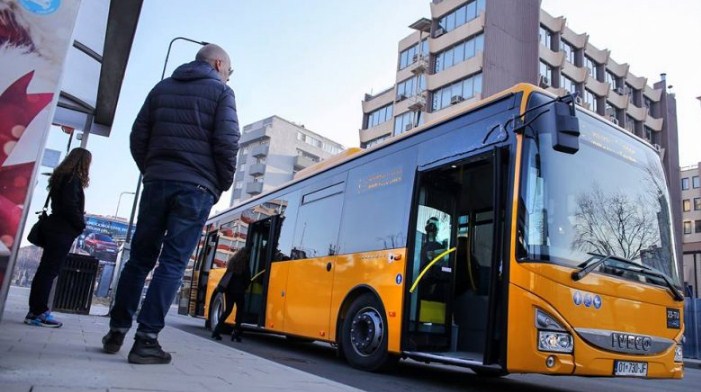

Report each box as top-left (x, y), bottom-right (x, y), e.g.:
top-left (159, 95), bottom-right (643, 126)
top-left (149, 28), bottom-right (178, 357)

top-left (406, 155), bottom-right (499, 363)
top-left (241, 216), bottom-right (279, 327)
top-left (187, 229), bottom-right (219, 318)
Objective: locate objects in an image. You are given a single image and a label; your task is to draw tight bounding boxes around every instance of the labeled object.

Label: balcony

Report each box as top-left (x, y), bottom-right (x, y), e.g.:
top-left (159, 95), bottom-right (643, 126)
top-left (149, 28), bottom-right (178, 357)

top-left (248, 163), bottom-right (266, 176)
top-left (250, 144), bottom-right (269, 158)
top-left (239, 126), bottom-right (271, 144)
top-left (245, 182), bottom-right (263, 195)
top-left (294, 155), bottom-right (316, 170)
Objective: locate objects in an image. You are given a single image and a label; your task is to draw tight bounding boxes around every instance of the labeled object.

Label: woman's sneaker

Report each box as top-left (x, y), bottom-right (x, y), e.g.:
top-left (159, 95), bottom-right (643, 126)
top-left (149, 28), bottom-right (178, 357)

top-left (24, 311), bottom-right (62, 328)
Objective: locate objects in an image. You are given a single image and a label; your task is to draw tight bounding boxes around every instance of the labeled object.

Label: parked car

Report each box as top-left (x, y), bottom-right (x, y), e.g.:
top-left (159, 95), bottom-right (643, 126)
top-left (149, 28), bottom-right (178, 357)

top-left (83, 233), bottom-right (119, 261)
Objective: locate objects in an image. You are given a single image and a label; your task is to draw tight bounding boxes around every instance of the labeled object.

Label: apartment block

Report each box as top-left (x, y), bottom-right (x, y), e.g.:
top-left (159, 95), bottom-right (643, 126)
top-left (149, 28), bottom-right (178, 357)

top-left (230, 116), bottom-right (344, 206)
top-left (359, 0), bottom-right (682, 266)
top-left (681, 164), bottom-right (701, 297)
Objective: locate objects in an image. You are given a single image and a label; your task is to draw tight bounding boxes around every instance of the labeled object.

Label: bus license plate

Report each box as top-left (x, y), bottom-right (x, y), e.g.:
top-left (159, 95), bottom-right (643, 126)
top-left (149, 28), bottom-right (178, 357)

top-left (613, 361), bottom-right (648, 377)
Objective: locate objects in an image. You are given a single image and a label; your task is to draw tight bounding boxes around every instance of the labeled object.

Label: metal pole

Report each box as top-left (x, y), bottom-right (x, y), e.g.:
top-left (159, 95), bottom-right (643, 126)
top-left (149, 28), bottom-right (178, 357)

top-left (114, 191), bottom-right (135, 219)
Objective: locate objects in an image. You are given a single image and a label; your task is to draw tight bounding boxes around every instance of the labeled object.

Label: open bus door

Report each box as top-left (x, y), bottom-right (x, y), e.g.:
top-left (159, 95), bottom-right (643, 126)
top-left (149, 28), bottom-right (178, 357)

top-left (183, 229), bottom-right (219, 320)
top-left (241, 215), bottom-right (280, 327)
top-left (404, 150), bottom-right (507, 371)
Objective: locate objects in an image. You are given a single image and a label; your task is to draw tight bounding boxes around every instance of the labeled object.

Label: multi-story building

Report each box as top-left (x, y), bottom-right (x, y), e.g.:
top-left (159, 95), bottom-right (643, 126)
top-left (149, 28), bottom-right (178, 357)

top-left (681, 164), bottom-right (701, 297)
top-left (230, 115), bottom-right (345, 206)
top-left (359, 0), bottom-right (682, 269)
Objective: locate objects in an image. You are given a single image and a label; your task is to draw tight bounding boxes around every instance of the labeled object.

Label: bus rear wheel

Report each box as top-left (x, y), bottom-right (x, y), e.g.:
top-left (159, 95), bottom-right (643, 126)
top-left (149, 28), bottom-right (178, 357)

top-left (208, 292), bottom-right (233, 333)
top-left (341, 293), bottom-right (397, 372)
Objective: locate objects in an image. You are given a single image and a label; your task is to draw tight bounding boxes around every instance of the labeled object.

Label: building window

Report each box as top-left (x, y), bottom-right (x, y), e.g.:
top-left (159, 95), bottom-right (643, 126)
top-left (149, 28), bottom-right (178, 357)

top-left (696, 220), bottom-right (701, 234)
top-left (694, 197), bottom-right (701, 210)
top-left (431, 73), bottom-right (483, 112)
top-left (363, 136), bottom-right (388, 149)
top-left (644, 126), bottom-right (653, 143)
top-left (684, 199), bottom-right (691, 212)
top-left (624, 115), bottom-right (636, 134)
top-left (539, 25), bottom-right (552, 49)
top-left (393, 111), bottom-right (418, 136)
top-left (399, 39), bottom-right (428, 70)
top-left (560, 39), bottom-right (575, 63)
top-left (605, 70), bottom-right (619, 89)
top-left (584, 89), bottom-right (597, 112)
top-left (539, 61), bottom-right (552, 86)
top-left (626, 84), bottom-right (637, 106)
top-left (437, 0), bottom-right (485, 35)
top-left (396, 74), bottom-right (426, 100)
top-left (297, 132), bottom-right (323, 149)
top-left (682, 177), bottom-right (690, 190)
top-left (694, 176), bottom-right (700, 188)
top-left (234, 181), bottom-right (243, 190)
top-left (584, 56), bottom-right (598, 80)
top-left (684, 221), bottom-right (692, 234)
top-left (561, 75), bottom-right (577, 94)
top-left (434, 34), bottom-right (484, 73)
top-left (322, 144), bottom-right (342, 155)
top-left (366, 104), bottom-right (393, 129)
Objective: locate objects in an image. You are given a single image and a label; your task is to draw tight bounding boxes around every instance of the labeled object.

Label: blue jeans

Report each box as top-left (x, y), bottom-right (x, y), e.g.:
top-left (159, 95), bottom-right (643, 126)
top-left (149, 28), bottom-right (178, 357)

top-left (110, 180), bottom-right (214, 336)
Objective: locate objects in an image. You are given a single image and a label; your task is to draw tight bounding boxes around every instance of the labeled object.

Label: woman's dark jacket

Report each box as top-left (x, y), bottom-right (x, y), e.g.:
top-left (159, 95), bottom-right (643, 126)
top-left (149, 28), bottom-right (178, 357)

top-left (225, 263), bottom-right (251, 295)
top-left (47, 175), bottom-right (85, 237)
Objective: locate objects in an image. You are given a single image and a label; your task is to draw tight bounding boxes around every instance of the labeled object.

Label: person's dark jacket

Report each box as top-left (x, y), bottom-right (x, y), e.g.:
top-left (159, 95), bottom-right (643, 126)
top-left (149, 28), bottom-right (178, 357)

top-left (227, 264), bottom-right (251, 295)
top-left (48, 175), bottom-right (85, 236)
top-left (130, 60), bottom-right (239, 201)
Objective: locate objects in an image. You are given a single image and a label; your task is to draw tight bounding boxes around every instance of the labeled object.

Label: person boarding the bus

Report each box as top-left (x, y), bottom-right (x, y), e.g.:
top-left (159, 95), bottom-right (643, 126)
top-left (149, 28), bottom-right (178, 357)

top-left (102, 43), bottom-right (239, 364)
top-left (211, 247), bottom-right (251, 342)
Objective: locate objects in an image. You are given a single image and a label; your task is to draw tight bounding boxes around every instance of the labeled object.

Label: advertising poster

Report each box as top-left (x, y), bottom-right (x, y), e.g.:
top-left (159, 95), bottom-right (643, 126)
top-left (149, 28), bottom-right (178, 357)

top-left (0, 0), bottom-right (82, 310)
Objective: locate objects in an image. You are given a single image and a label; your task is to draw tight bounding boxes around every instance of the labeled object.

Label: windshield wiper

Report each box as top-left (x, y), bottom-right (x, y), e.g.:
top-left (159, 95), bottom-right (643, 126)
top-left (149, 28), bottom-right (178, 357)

top-left (571, 252), bottom-right (684, 302)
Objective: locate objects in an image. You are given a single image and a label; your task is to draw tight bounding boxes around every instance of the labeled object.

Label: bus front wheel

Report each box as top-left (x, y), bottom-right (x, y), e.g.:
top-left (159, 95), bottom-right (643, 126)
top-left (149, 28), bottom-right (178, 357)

top-left (341, 293), bottom-right (397, 372)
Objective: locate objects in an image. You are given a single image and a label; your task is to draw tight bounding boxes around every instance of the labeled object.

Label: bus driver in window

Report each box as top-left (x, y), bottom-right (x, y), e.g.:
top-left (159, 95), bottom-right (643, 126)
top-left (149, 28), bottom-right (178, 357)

top-left (422, 217), bottom-right (446, 264)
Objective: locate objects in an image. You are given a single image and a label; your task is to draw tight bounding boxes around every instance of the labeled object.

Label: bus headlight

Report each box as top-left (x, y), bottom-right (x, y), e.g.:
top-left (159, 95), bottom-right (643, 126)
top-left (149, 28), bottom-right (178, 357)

top-left (535, 309), bottom-right (573, 353)
top-left (674, 345), bottom-right (683, 363)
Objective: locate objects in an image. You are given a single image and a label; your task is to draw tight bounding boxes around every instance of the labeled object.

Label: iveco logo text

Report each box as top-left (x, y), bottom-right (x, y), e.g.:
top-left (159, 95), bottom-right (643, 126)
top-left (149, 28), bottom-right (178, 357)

top-left (611, 333), bottom-right (652, 352)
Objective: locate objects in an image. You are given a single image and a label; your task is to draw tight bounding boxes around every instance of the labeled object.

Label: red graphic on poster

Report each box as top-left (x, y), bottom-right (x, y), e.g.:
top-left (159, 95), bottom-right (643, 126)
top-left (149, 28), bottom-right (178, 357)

top-left (0, 72), bottom-right (53, 248)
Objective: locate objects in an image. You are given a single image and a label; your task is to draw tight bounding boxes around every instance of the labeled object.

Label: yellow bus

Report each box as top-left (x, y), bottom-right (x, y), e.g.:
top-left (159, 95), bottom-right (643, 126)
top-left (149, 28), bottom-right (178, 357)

top-left (179, 83), bottom-right (684, 378)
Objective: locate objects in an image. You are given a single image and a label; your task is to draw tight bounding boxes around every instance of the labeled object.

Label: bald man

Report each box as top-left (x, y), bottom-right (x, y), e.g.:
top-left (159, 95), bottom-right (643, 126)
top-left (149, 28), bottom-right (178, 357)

top-left (103, 43), bottom-right (239, 364)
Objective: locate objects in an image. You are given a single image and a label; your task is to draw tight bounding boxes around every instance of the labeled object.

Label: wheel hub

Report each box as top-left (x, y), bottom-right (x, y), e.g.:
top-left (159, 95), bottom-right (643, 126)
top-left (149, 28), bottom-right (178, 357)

top-left (350, 307), bottom-right (383, 357)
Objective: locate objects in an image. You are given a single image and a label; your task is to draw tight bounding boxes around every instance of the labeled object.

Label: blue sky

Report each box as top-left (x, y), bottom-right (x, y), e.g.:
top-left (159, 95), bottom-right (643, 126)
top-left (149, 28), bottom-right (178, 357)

top-left (36, 0), bottom-right (701, 225)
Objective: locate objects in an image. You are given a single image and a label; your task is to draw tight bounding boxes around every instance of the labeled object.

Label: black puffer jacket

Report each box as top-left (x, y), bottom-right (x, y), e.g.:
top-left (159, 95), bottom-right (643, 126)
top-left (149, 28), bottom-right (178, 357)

top-left (130, 60), bottom-right (239, 201)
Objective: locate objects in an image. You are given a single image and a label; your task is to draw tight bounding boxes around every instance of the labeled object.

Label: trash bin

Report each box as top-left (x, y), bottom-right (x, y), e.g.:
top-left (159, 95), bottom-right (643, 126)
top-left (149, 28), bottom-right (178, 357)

top-left (52, 253), bottom-right (99, 314)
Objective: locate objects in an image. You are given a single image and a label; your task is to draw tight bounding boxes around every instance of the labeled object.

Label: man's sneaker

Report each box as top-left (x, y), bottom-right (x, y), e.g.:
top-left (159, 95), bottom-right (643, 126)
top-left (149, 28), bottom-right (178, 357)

top-left (127, 336), bottom-right (172, 365)
top-left (102, 330), bottom-right (126, 354)
top-left (24, 311), bottom-right (62, 328)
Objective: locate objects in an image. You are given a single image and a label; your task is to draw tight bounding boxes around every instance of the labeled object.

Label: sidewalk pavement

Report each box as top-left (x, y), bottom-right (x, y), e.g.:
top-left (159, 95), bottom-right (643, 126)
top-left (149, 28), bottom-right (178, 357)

top-left (0, 286), bottom-right (362, 392)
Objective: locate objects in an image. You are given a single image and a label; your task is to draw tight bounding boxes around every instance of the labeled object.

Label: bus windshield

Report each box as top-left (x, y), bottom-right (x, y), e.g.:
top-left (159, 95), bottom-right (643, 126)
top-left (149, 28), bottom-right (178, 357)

top-left (518, 110), bottom-right (680, 286)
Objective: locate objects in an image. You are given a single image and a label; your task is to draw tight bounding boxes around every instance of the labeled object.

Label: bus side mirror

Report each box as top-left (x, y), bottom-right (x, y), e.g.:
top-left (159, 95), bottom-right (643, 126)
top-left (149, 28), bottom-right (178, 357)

top-left (552, 100), bottom-right (580, 154)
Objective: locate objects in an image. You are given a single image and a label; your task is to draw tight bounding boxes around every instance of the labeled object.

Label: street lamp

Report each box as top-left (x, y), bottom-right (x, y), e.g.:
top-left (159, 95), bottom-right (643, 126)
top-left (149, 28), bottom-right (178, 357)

top-left (114, 191), bottom-right (135, 219)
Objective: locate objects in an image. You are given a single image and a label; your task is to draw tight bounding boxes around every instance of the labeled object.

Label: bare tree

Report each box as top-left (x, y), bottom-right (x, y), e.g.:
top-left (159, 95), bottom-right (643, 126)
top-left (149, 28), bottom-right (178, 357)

top-left (571, 184), bottom-right (658, 260)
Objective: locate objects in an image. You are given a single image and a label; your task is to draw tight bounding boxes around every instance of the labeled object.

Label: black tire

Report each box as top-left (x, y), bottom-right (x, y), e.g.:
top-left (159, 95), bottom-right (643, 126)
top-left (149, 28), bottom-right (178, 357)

top-left (208, 292), bottom-right (224, 331)
top-left (341, 293), bottom-right (397, 372)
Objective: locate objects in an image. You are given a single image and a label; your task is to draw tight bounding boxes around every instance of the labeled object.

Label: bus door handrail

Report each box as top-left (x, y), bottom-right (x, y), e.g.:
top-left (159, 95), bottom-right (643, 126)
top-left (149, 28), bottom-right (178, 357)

top-left (409, 247), bottom-right (457, 293)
